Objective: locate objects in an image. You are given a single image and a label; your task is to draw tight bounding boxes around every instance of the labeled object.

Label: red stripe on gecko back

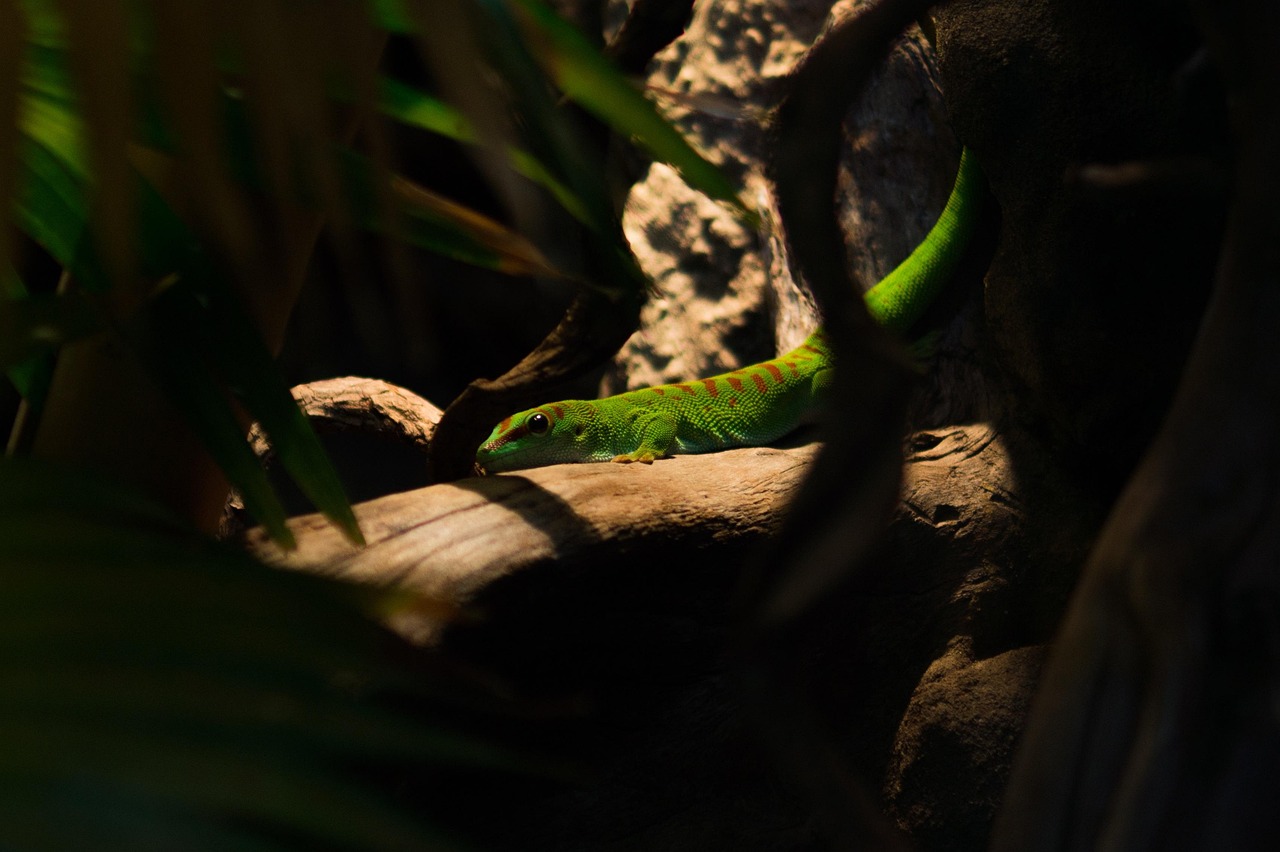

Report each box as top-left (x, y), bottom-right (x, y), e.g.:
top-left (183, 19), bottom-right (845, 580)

top-left (702, 378), bottom-right (719, 397)
top-left (784, 360), bottom-right (798, 375)
top-left (676, 383), bottom-right (697, 396)
top-left (801, 344), bottom-right (824, 356)
top-left (727, 376), bottom-right (744, 392)
top-left (751, 372), bottom-right (767, 393)
top-left (763, 363), bottom-right (784, 382)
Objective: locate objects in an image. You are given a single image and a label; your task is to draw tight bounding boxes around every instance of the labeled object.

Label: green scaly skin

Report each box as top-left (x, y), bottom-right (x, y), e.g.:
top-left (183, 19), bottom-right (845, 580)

top-left (477, 148), bottom-right (982, 473)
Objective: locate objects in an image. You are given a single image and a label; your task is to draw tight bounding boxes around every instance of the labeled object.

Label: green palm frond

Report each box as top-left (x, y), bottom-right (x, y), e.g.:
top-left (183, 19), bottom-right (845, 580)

top-left (2, 0), bottom-right (745, 535)
top-left (0, 1), bottom-right (753, 845)
top-left (0, 458), bottom-right (532, 849)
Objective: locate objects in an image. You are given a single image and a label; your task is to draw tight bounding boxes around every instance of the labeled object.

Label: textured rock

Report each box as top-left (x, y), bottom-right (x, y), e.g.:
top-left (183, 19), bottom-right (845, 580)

top-left (886, 645), bottom-right (1046, 850)
top-left (606, 0), bottom-right (958, 393)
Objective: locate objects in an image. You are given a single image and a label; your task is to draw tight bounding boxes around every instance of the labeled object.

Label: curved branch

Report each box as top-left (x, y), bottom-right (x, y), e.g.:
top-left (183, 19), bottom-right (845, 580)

top-left (247, 377), bottom-right (441, 458)
top-left (759, 0), bottom-right (941, 626)
top-left (748, 0), bottom-right (948, 848)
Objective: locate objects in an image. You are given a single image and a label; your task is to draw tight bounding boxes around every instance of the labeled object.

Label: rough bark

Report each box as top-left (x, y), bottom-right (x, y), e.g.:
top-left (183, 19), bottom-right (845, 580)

top-left (248, 441), bottom-right (818, 643)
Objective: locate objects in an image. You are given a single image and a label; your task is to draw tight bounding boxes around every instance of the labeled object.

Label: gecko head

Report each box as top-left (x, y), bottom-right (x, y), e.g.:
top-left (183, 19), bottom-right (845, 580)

top-left (476, 401), bottom-right (604, 473)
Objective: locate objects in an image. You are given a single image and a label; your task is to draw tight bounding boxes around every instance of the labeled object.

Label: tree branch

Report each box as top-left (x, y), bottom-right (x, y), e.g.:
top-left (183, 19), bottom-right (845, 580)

top-left (246, 441), bottom-right (820, 644)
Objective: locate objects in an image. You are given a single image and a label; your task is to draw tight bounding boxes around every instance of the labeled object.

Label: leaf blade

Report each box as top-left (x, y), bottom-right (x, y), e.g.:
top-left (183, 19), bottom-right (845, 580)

top-left (510, 0), bottom-right (757, 223)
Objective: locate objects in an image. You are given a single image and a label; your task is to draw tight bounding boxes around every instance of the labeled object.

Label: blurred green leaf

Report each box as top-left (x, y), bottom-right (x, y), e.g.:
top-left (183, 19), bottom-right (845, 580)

top-left (9, 68), bottom-right (362, 545)
top-left (0, 289), bottom-right (100, 366)
top-left (388, 173), bottom-right (564, 278)
top-left (367, 0), bottom-right (416, 35)
top-left (338, 144), bottom-right (566, 278)
top-left (19, 85), bottom-right (86, 176)
top-left (209, 87), bottom-right (572, 280)
top-left (370, 1), bottom-right (750, 224)
top-left (0, 457), bottom-right (525, 849)
top-left (16, 0), bottom-right (65, 50)
top-left (509, 0), bottom-right (757, 224)
top-left (20, 43), bottom-right (76, 103)
top-left (377, 76), bottom-right (473, 141)
top-left (378, 76), bottom-right (591, 222)
top-left (14, 90), bottom-right (114, 293)
top-left (458, 0), bottom-right (650, 301)
top-left (132, 289), bottom-right (298, 550)
top-left (196, 275), bottom-right (365, 547)
top-left (4, 353), bottom-right (52, 410)
top-left (6, 0), bottom-right (748, 538)
top-left (1, 269), bottom-right (56, 414)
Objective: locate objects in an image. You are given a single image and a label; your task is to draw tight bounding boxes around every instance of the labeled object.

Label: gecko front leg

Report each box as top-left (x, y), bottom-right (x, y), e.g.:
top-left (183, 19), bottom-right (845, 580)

top-left (611, 407), bottom-right (678, 463)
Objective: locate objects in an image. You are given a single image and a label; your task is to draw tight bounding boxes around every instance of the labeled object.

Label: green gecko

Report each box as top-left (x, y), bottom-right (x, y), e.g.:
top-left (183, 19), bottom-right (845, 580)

top-left (477, 147), bottom-right (982, 473)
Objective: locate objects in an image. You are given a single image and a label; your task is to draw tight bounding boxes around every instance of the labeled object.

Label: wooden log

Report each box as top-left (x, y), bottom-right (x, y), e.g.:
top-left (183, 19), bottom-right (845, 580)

top-left (244, 441), bottom-right (821, 643)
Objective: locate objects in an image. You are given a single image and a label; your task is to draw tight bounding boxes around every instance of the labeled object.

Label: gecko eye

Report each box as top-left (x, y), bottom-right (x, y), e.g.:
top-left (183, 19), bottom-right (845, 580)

top-left (526, 412), bottom-right (550, 435)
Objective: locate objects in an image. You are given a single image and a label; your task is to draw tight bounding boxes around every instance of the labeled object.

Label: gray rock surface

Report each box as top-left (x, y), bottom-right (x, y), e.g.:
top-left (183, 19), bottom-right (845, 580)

top-left (606, 0), bottom-right (958, 392)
